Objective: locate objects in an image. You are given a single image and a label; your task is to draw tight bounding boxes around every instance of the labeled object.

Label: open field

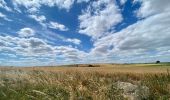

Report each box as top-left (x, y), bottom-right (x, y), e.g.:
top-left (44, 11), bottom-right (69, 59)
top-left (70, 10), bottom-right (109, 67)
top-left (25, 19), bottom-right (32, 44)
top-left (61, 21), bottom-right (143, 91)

top-left (0, 63), bottom-right (170, 100)
top-left (7, 63), bottom-right (170, 74)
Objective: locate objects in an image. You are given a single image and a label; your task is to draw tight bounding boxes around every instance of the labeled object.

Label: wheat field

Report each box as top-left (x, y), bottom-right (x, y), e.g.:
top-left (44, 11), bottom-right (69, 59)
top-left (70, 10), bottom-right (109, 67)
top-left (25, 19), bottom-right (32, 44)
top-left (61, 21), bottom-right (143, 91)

top-left (0, 63), bottom-right (170, 100)
top-left (14, 63), bottom-right (170, 74)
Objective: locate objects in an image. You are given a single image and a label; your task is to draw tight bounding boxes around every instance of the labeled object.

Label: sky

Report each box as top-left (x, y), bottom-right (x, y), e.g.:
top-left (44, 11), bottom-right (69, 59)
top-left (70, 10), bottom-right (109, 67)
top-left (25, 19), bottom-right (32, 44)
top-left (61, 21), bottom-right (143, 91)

top-left (0, 0), bottom-right (170, 66)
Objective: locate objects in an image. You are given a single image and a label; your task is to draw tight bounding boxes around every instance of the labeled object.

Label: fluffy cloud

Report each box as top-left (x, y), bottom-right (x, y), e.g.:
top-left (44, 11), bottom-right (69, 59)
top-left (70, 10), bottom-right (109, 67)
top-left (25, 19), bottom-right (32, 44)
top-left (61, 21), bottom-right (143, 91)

top-left (18, 28), bottom-right (35, 37)
top-left (29, 14), bottom-right (46, 26)
top-left (56, 46), bottom-right (87, 61)
top-left (0, 29), bottom-right (87, 65)
top-left (28, 15), bottom-right (69, 31)
top-left (0, 35), bottom-right (76, 57)
top-left (48, 21), bottom-right (68, 31)
top-left (91, 44), bottom-right (109, 56)
top-left (66, 38), bottom-right (81, 45)
top-left (120, 0), bottom-right (127, 5)
top-left (12, 0), bottom-right (75, 13)
top-left (135, 0), bottom-right (170, 18)
top-left (91, 0), bottom-right (170, 62)
top-left (29, 15), bottom-right (46, 22)
top-left (78, 0), bottom-right (122, 39)
top-left (41, 0), bottom-right (75, 11)
top-left (114, 13), bottom-right (170, 51)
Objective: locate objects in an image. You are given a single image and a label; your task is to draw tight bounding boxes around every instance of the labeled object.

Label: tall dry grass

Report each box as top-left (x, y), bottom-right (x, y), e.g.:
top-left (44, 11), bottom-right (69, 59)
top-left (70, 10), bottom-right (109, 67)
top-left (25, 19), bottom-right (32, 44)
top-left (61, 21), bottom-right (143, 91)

top-left (0, 68), bottom-right (170, 100)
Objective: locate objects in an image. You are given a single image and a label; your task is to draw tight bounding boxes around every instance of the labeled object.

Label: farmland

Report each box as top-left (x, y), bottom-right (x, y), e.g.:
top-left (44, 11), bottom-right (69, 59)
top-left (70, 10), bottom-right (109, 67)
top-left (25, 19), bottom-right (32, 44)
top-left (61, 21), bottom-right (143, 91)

top-left (0, 63), bottom-right (170, 100)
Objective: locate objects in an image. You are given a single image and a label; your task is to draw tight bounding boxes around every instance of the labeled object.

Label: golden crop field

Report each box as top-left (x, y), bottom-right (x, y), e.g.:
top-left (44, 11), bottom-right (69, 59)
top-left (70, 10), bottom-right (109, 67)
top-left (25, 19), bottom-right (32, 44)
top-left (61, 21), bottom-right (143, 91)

top-left (12, 63), bottom-right (170, 74)
top-left (0, 63), bottom-right (170, 100)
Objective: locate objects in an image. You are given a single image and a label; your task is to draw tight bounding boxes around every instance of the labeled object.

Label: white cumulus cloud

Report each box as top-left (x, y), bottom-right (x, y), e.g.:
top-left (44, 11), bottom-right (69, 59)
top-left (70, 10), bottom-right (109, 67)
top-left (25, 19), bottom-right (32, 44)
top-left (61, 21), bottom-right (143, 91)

top-left (48, 21), bottom-right (68, 31)
top-left (135, 0), bottom-right (170, 18)
top-left (12, 0), bottom-right (75, 13)
top-left (28, 14), bottom-right (47, 27)
top-left (78, 0), bottom-right (123, 39)
top-left (18, 28), bottom-right (35, 37)
top-left (66, 38), bottom-right (81, 45)
top-left (87, 0), bottom-right (170, 63)
top-left (120, 0), bottom-right (127, 5)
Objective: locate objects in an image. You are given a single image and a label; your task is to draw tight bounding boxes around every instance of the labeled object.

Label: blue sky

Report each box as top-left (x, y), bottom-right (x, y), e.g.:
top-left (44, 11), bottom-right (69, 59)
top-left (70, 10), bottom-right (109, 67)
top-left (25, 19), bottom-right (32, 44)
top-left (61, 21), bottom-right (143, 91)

top-left (0, 0), bottom-right (170, 66)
